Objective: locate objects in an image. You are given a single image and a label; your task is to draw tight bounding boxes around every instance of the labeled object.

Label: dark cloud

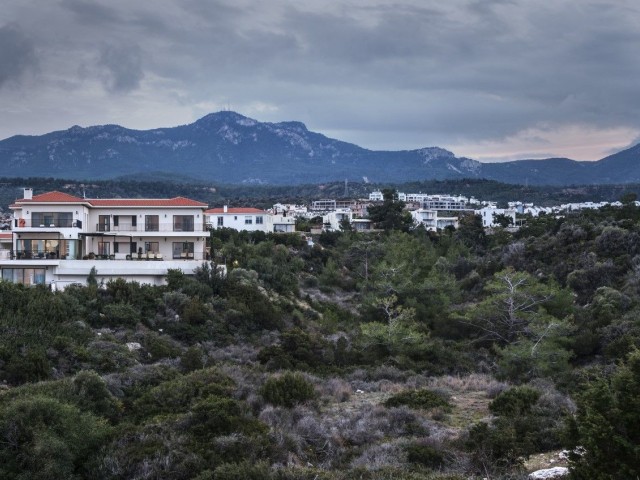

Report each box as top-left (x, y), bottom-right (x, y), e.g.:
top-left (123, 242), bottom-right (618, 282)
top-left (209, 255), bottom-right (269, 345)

top-left (1, 0), bottom-right (640, 160)
top-left (0, 23), bottom-right (37, 87)
top-left (98, 44), bottom-right (144, 93)
top-left (60, 0), bottom-right (122, 25)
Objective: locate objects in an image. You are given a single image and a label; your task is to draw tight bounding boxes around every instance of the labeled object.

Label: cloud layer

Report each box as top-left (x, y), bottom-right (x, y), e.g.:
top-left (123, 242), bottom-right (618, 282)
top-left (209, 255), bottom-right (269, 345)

top-left (1, 0), bottom-right (639, 161)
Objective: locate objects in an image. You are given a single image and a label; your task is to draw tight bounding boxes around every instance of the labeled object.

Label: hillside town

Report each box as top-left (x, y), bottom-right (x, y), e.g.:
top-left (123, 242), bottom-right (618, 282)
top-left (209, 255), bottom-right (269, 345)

top-left (0, 187), bottom-right (633, 290)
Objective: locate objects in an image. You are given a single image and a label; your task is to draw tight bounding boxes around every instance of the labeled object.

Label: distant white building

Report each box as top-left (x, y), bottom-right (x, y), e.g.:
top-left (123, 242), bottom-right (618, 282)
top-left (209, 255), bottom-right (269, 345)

top-left (206, 206), bottom-right (270, 232)
top-left (368, 191), bottom-right (406, 202)
top-left (479, 207), bottom-right (517, 227)
top-left (322, 209), bottom-right (352, 231)
top-left (411, 209), bottom-right (459, 231)
top-left (206, 206), bottom-right (296, 233)
top-left (422, 195), bottom-right (467, 211)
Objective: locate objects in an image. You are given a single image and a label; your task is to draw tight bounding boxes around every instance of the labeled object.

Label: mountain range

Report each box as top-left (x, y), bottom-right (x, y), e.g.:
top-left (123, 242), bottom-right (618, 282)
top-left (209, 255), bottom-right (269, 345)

top-left (1, 111), bottom-right (639, 186)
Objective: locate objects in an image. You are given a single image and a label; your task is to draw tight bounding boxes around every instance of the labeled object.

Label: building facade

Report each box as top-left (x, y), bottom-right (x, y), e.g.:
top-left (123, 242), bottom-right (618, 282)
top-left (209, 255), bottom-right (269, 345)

top-left (0, 189), bottom-right (209, 288)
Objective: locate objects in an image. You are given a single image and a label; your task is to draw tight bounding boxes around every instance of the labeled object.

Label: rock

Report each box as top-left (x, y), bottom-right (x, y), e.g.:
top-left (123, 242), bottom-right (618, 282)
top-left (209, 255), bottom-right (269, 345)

top-left (126, 342), bottom-right (142, 351)
top-left (528, 467), bottom-right (569, 479)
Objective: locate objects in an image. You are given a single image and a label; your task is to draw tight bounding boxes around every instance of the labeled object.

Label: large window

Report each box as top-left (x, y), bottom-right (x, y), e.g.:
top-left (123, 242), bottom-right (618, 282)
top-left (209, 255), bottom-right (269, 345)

top-left (97, 242), bottom-right (110, 257)
top-left (1, 268), bottom-right (46, 285)
top-left (172, 242), bottom-right (194, 259)
top-left (217, 216), bottom-right (223, 227)
top-left (173, 215), bottom-right (194, 232)
top-left (245, 216), bottom-right (253, 225)
top-left (256, 216), bottom-right (263, 225)
top-left (31, 212), bottom-right (73, 228)
top-left (145, 215), bottom-right (159, 232)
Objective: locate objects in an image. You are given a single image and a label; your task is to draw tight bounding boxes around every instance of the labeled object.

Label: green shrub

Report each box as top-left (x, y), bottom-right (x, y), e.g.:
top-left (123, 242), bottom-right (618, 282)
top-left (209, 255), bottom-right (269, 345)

top-left (405, 443), bottom-right (446, 469)
top-left (0, 396), bottom-right (111, 480)
top-left (383, 388), bottom-right (452, 411)
top-left (261, 372), bottom-right (316, 408)
top-left (489, 386), bottom-right (540, 417)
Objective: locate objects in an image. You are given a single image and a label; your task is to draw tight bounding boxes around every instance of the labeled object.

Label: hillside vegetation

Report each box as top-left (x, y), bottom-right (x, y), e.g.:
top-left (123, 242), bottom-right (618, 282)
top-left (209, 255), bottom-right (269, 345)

top-left (1, 202), bottom-right (640, 478)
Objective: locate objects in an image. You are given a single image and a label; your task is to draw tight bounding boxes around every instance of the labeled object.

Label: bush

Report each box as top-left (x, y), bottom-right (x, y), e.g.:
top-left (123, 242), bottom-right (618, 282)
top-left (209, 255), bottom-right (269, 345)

top-left (489, 386), bottom-right (540, 417)
top-left (383, 388), bottom-right (451, 411)
top-left (261, 372), bottom-right (316, 408)
top-left (405, 443), bottom-right (446, 469)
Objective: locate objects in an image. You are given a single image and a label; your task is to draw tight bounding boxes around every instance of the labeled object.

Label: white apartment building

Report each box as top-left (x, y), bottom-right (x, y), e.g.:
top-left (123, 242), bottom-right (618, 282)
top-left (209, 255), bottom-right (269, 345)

top-left (0, 189), bottom-right (210, 288)
top-left (479, 206), bottom-right (517, 228)
top-left (411, 209), bottom-right (460, 231)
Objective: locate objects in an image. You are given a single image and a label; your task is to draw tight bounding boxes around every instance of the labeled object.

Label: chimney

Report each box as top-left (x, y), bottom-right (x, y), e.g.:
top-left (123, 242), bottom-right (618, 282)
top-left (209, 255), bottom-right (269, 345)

top-left (223, 205), bottom-right (228, 213)
top-left (23, 188), bottom-right (33, 200)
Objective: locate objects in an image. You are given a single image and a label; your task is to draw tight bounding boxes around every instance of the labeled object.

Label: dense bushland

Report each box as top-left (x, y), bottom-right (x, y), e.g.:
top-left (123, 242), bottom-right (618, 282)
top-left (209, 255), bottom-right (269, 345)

top-left (1, 203), bottom-right (640, 478)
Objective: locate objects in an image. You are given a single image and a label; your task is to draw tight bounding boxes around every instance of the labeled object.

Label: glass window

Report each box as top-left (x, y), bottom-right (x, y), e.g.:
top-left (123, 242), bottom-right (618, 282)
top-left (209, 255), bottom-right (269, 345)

top-left (172, 242), bottom-right (194, 259)
top-left (145, 241), bottom-right (159, 253)
top-left (256, 216), bottom-right (263, 224)
top-left (173, 215), bottom-right (194, 232)
top-left (31, 212), bottom-right (73, 228)
top-left (1, 268), bottom-right (45, 285)
top-left (217, 216), bottom-right (223, 226)
top-left (245, 216), bottom-right (253, 225)
top-left (98, 242), bottom-right (110, 256)
top-left (98, 215), bottom-right (110, 232)
top-left (145, 215), bottom-right (159, 231)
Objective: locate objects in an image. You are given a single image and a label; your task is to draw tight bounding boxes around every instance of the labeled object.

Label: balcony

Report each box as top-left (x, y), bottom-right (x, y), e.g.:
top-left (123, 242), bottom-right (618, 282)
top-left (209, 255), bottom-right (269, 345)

top-left (96, 222), bottom-right (205, 233)
top-left (15, 219), bottom-right (82, 228)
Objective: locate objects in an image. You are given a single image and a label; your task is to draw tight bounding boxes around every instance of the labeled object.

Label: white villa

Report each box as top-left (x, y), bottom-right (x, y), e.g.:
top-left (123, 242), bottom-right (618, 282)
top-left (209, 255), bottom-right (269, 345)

top-left (0, 189), bottom-right (210, 288)
top-left (479, 206), bottom-right (518, 228)
top-left (205, 206), bottom-right (296, 233)
top-left (411, 209), bottom-right (460, 231)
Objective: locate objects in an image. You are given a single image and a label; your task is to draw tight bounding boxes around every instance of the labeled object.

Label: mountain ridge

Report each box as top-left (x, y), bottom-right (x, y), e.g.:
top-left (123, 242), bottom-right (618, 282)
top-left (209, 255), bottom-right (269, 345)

top-left (1, 111), bottom-right (638, 185)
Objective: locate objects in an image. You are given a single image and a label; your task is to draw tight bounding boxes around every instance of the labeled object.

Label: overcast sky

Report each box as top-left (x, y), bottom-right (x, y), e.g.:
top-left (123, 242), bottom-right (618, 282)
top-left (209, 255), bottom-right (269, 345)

top-left (1, 0), bottom-right (639, 161)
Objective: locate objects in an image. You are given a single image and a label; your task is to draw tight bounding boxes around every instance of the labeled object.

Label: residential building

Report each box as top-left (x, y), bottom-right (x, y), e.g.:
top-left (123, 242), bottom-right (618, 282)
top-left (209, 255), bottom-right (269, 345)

top-left (206, 206), bottom-right (270, 232)
top-left (422, 195), bottom-right (467, 211)
top-left (322, 210), bottom-right (372, 232)
top-left (311, 199), bottom-right (356, 212)
top-left (205, 206), bottom-right (296, 233)
top-left (411, 209), bottom-right (460, 231)
top-left (0, 189), bottom-right (210, 288)
top-left (479, 207), bottom-right (517, 227)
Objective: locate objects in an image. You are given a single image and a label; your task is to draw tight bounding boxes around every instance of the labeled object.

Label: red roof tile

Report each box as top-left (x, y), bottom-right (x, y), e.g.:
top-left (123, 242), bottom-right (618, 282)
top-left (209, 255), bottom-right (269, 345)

top-left (206, 207), bottom-right (267, 214)
top-left (12, 191), bottom-right (207, 208)
top-left (15, 191), bottom-right (85, 203)
top-left (89, 197), bottom-right (207, 207)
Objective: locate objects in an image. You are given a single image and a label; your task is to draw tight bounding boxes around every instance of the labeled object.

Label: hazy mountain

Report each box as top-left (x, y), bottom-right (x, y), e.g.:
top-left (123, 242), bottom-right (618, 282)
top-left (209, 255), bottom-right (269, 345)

top-left (0, 111), bottom-right (638, 185)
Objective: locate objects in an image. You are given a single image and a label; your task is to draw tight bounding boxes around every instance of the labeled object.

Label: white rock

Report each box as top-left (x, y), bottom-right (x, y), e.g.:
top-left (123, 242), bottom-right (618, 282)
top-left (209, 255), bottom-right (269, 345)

top-left (528, 467), bottom-right (569, 479)
top-left (355, 389), bottom-right (364, 394)
top-left (126, 342), bottom-right (142, 351)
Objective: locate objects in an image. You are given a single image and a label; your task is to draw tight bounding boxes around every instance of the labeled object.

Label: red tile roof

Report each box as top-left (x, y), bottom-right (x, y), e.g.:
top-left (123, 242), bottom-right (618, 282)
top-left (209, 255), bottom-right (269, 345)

top-left (89, 197), bottom-right (208, 207)
top-left (12, 191), bottom-right (207, 208)
top-left (15, 191), bottom-right (86, 203)
top-left (206, 207), bottom-right (267, 214)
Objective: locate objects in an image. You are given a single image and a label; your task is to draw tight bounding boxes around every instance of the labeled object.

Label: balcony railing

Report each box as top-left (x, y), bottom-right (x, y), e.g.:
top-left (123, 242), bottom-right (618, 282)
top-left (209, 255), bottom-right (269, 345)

top-left (97, 222), bottom-right (204, 233)
top-left (15, 219), bottom-right (82, 228)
